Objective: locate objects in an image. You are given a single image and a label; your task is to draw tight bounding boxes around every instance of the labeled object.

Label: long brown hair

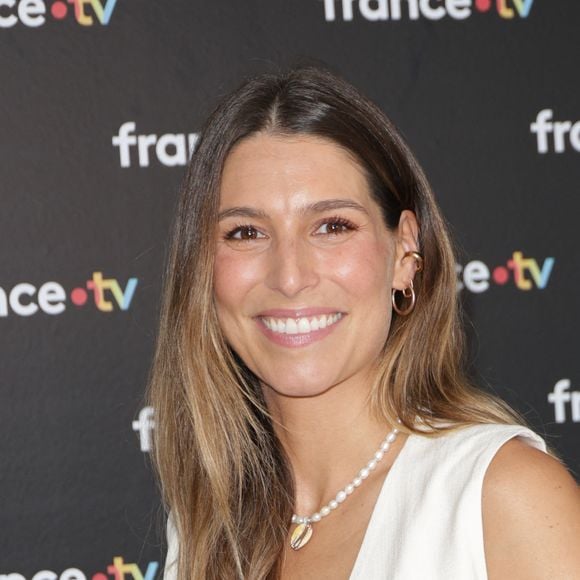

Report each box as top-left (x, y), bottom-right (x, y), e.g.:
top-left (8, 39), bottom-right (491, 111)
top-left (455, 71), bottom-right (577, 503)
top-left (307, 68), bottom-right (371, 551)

top-left (147, 65), bottom-right (560, 579)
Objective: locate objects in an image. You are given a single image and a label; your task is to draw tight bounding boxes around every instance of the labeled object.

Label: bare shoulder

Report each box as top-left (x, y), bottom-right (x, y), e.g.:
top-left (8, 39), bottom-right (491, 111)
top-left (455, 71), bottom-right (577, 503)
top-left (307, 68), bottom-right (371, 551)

top-left (482, 437), bottom-right (580, 580)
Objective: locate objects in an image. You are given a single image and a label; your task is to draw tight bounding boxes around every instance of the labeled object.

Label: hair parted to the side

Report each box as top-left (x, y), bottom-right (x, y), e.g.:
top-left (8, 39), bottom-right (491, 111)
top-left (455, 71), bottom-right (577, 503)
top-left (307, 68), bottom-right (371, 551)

top-left (147, 65), bottom-right (561, 579)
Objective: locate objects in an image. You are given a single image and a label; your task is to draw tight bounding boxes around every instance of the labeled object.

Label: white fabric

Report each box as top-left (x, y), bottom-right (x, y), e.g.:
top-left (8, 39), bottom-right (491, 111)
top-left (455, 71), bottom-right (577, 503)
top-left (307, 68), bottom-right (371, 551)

top-left (163, 422), bottom-right (548, 579)
top-left (165, 510), bottom-right (178, 579)
top-left (349, 422), bottom-right (547, 579)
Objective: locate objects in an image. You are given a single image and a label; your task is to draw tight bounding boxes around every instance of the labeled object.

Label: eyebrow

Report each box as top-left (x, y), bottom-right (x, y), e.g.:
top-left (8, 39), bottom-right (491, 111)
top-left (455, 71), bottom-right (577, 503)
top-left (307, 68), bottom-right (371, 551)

top-left (218, 198), bottom-right (370, 221)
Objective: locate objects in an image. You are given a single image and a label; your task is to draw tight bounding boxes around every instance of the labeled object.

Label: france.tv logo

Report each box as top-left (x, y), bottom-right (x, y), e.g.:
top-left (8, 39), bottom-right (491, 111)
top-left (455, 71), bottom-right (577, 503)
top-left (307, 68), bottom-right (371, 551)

top-left (0, 0), bottom-right (118, 28)
top-left (0, 271), bottom-right (138, 318)
top-left (2, 556), bottom-right (159, 580)
top-left (322, 0), bottom-right (535, 22)
top-left (457, 251), bottom-right (555, 293)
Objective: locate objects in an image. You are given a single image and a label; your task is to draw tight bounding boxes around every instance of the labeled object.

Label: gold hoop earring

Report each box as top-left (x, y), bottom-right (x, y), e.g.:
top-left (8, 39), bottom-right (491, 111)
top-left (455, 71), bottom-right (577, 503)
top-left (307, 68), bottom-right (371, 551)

top-left (402, 250), bottom-right (424, 272)
top-left (392, 279), bottom-right (416, 316)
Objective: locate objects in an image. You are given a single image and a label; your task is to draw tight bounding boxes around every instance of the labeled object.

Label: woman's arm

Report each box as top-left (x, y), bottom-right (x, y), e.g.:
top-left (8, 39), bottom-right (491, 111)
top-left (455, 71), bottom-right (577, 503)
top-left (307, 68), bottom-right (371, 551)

top-left (482, 438), bottom-right (580, 579)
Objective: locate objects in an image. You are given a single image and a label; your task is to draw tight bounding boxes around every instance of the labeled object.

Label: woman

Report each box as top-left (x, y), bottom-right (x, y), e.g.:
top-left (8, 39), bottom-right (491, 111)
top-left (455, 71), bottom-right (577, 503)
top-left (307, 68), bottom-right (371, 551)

top-left (148, 65), bottom-right (579, 579)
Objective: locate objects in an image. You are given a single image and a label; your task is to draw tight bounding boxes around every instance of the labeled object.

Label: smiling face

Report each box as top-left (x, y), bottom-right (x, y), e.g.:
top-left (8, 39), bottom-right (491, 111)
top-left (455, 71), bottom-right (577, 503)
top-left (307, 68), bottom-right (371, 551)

top-left (213, 132), bottom-right (416, 400)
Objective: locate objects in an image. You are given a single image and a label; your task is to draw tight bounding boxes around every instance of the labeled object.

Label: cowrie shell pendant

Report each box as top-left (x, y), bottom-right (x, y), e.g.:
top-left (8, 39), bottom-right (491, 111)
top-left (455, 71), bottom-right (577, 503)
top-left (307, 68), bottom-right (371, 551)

top-left (290, 522), bottom-right (313, 550)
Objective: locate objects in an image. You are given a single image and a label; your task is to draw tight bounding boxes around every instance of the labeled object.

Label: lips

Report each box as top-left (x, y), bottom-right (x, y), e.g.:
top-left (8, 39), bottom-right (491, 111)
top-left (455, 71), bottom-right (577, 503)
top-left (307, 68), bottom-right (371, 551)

top-left (254, 308), bottom-right (346, 348)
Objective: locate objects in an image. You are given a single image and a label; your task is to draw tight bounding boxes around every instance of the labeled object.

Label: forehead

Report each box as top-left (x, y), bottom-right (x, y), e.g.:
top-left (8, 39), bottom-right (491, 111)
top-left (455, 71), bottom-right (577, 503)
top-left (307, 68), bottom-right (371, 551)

top-left (219, 133), bottom-right (374, 212)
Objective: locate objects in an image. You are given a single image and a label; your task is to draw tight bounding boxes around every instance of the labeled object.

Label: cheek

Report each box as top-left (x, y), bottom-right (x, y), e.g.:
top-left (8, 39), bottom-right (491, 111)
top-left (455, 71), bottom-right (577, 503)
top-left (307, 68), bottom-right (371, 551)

top-left (213, 249), bottom-right (261, 312)
top-left (327, 240), bottom-right (391, 299)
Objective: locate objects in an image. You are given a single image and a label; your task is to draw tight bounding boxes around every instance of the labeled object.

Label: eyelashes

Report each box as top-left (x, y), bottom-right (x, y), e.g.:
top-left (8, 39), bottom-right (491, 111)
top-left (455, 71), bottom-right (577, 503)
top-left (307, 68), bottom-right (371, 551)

top-left (222, 216), bottom-right (358, 242)
top-left (315, 216), bottom-right (358, 236)
top-left (223, 224), bottom-right (262, 242)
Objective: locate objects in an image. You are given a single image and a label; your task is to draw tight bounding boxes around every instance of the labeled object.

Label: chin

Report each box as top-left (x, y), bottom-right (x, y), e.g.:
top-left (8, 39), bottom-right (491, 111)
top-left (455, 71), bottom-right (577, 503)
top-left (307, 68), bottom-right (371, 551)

top-left (261, 376), bottom-right (337, 399)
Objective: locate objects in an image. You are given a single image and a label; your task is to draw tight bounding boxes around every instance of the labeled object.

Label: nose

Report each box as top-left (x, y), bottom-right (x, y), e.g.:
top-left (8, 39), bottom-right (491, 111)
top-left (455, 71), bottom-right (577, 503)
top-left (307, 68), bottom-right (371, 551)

top-left (265, 237), bottom-right (319, 298)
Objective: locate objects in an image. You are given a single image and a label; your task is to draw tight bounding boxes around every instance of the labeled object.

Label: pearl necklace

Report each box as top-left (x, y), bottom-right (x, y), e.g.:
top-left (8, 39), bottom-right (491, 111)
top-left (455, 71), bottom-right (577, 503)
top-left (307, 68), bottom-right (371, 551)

top-left (289, 419), bottom-right (401, 550)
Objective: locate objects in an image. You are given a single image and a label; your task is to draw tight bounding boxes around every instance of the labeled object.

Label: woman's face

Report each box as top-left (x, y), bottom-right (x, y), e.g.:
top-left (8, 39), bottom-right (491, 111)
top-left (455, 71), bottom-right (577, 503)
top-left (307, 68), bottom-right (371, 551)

top-left (213, 132), bottom-right (417, 399)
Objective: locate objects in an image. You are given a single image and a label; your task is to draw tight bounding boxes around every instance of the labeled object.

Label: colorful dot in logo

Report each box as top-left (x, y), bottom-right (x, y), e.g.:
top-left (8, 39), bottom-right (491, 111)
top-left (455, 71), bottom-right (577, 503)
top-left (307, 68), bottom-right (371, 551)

top-left (70, 287), bottom-right (88, 306)
top-left (492, 266), bottom-right (509, 285)
top-left (50, 1), bottom-right (68, 20)
top-left (92, 575), bottom-right (108, 580)
top-left (474, 0), bottom-right (492, 11)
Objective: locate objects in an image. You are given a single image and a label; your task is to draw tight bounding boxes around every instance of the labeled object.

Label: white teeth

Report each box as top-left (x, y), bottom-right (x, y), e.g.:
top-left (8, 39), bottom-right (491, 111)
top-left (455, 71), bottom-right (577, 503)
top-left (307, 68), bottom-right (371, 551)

top-left (286, 319), bottom-right (298, 334)
top-left (262, 312), bottom-right (343, 335)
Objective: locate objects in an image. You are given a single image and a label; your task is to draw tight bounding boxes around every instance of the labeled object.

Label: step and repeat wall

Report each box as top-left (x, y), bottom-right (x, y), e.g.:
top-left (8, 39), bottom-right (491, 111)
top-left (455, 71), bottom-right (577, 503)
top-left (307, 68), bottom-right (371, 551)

top-left (1, 1), bottom-right (578, 576)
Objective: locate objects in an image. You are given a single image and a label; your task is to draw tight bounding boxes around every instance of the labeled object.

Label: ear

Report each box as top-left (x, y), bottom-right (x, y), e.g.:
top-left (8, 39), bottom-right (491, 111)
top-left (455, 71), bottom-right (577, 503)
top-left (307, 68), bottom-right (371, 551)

top-left (392, 210), bottom-right (420, 291)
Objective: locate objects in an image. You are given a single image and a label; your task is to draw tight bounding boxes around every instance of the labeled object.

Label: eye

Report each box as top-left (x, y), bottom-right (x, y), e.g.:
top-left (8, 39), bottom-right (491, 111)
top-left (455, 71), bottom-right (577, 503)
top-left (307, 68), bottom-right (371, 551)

top-left (223, 224), bottom-right (266, 242)
top-left (314, 216), bottom-right (358, 236)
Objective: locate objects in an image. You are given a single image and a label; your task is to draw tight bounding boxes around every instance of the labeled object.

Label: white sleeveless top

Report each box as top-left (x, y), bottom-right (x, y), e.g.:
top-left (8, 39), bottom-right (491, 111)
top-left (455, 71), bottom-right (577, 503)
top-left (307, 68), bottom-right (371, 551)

top-left (163, 422), bottom-right (548, 579)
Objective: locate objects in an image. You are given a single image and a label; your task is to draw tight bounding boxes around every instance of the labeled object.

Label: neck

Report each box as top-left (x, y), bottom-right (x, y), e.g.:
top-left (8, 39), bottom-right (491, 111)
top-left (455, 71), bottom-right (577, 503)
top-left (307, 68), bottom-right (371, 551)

top-left (262, 370), bottom-right (401, 516)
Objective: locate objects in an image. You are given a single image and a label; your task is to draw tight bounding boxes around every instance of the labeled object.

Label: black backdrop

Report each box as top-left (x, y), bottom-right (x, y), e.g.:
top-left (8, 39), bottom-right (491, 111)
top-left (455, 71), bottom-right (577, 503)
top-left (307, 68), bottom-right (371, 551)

top-left (1, 1), bottom-right (578, 576)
